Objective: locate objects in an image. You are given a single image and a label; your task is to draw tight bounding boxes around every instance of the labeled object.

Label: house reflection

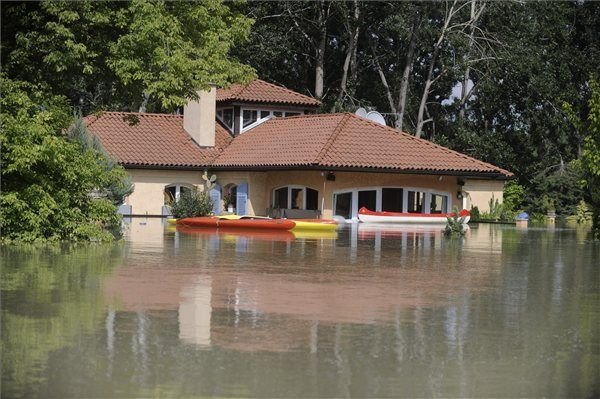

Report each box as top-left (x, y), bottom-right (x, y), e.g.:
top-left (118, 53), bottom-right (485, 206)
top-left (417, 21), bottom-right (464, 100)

top-left (105, 223), bottom-right (503, 353)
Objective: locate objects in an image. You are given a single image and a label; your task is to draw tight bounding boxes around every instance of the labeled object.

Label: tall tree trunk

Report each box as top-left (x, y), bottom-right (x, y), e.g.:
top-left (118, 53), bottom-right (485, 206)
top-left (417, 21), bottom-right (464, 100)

top-left (458, 0), bottom-right (485, 123)
top-left (315, 27), bottom-right (326, 100)
top-left (337, 0), bottom-right (360, 107)
top-left (396, 9), bottom-right (421, 132)
top-left (138, 92), bottom-right (149, 113)
top-left (314, 1), bottom-right (328, 100)
top-left (370, 39), bottom-right (399, 117)
top-left (415, 0), bottom-right (458, 138)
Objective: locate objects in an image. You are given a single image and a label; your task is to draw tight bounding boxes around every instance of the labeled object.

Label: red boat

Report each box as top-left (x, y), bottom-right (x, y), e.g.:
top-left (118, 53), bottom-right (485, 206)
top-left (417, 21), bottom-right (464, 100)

top-left (177, 216), bottom-right (297, 230)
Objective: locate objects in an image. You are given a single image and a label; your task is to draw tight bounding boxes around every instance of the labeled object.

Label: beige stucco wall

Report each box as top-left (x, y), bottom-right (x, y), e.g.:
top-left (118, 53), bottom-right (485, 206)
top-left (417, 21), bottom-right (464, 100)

top-left (125, 169), bottom-right (205, 215)
top-left (462, 179), bottom-right (505, 213)
top-left (124, 167), bottom-right (506, 217)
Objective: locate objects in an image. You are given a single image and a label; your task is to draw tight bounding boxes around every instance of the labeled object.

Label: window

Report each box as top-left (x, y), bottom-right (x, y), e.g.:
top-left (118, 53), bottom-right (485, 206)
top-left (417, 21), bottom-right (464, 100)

top-left (430, 193), bottom-right (448, 214)
top-left (407, 191), bottom-right (425, 213)
top-left (291, 188), bottom-right (303, 209)
top-left (274, 187), bottom-right (288, 209)
top-left (164, 184), bottom-right (192, 205)
top-left (243, 109), bottom-right (258, 128)
top-left (334, 192), bottom-right (353, 219)
top-left (306, 188), bottom-right (318, 210)
top-left (358, 190), bottom-right (376, 212)
top-left (273, 186), bottom-right (319, 210)
top-left (382, 188), bottom-right (403, 212)
top-left (240, 109), bottom-right (305, 132)
top-left (217, 108), bottom-right (234, 130)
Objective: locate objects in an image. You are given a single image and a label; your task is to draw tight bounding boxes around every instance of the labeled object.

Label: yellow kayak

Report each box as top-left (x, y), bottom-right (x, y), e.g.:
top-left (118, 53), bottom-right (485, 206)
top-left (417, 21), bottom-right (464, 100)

top-left (290, 220), bottom-right (338, 232)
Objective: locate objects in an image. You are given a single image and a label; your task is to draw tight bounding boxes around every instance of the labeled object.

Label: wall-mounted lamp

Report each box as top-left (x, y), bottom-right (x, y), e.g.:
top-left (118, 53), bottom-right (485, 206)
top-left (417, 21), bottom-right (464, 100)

top-left (457, 191), bottom-right (464, 200)
top-left (457, 178), bottom-right (465, 186)
top-left (326, 172), bottom-right (336, 181)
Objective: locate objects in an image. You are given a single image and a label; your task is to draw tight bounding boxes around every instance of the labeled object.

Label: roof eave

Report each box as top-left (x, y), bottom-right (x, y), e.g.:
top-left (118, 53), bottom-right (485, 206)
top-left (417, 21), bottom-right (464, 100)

top-left (209, 164), bottom-right (512, 179)
top-left (122, 163), bottom-right (210, 171)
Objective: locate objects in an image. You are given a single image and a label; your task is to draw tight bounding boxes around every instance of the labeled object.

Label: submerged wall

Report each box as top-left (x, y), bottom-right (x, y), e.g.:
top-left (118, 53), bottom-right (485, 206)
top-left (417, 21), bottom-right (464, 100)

top-left (122, 168), bottom-right (505, 217)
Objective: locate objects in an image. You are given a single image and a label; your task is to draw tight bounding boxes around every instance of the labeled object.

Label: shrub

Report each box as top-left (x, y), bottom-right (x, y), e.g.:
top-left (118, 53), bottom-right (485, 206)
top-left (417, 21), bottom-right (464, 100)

top-left (503, 181), bottom-right (525, 213)
top-left (171, 189), bottom-right (213, 218)
top-left (444, 207), bottom-right (467, 236)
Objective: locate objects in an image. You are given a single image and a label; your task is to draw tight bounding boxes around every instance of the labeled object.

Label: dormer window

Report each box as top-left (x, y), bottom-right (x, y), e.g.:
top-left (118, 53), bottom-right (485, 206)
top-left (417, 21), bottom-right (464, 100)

top-left (239, 108), bottom-right (305, 133)
top-left (242, 109), bottom-right (259, 128)
top-left (216, 108), bottom-right (234, 130)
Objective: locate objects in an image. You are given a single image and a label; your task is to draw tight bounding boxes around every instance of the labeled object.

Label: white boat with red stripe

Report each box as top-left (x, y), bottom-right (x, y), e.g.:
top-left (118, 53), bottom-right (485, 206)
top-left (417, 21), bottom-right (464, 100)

top-left (358, 207), bottom-right (470, 224)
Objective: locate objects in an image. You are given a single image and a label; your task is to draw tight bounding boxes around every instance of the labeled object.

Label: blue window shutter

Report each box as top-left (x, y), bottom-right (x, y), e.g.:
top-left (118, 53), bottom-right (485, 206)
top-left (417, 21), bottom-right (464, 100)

top-left (210, 184), bottom-right (221, 215)
top-left (236, 182), bottom-right (248, 215)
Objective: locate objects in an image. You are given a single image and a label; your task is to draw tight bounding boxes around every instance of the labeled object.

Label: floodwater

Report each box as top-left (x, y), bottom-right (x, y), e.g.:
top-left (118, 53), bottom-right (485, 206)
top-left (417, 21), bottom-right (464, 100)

top-left (1, 220), bottom-right (599, 398)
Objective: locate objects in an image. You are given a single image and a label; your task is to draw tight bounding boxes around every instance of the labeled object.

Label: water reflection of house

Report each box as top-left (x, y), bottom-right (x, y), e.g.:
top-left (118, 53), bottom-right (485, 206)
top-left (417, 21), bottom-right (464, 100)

top-left (105, 226), bottom-right (502, 352)
top-left (86, 79), bottom-right (512, 220)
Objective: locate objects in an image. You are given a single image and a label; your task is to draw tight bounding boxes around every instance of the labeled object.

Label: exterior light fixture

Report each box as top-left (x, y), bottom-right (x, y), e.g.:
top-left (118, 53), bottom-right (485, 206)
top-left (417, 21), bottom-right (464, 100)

top-left (326, 172), bottom-right (336, 181)
top-left (457, 191), bottom-right (463, 200)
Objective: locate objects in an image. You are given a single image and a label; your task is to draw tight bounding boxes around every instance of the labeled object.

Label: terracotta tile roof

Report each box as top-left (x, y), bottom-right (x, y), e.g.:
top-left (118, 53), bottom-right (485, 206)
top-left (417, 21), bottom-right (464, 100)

top-left (213, 113), bottom-right (512, 177)
top-left (85, 112), bottom-right (232, 168)
top-left (217, 79), bottom-right (321, 107)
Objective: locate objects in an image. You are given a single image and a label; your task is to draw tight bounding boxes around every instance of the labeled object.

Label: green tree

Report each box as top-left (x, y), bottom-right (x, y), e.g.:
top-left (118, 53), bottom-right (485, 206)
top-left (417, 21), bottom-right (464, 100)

top-left (580, 77), bottom-right (600, 237)
top-left (109, 0), bottom-right (255, 112)
top-left (2, 0), bottom-right (255, 113)
top-left (0, 77), bottom-right (128, 242)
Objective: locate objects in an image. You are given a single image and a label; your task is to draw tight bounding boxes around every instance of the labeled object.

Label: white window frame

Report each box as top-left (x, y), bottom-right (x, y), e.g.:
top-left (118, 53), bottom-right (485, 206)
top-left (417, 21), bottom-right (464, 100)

top-left (216, 107), bottom-right (234, 130)
top-left (272, 185), bottom-right (318, 210)
top-left (165, 183), bottom-right (194, 203)
top-left (239, 108), bottom-right (306, 133)
top-left (332, 186), bottom-right (453, 220)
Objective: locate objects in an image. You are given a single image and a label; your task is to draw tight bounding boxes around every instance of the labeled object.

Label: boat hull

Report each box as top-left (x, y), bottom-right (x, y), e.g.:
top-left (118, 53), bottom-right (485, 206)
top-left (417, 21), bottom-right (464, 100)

top-left (177, 217), bottom-right (296, 230)
top-left (358, 207), bottom-right (470, 224)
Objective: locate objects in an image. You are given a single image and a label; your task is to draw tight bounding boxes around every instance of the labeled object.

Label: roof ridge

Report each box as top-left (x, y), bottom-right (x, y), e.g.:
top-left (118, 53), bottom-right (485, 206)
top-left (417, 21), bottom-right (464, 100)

top-left (99, 111), bottom-right (182, 118)
top-left (255, 79), bottom-right (317, 102)
top-left (314, 114), bottom-right (351, 164)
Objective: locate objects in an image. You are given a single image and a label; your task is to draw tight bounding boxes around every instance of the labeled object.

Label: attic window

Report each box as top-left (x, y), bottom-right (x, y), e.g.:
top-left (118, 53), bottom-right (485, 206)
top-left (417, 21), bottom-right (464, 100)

top-left (240, 108), bottom-right (306, 132)
top-left (243, 110), bottom-right (258, 128)
top-left (217, 107), bottom-right (234, 130)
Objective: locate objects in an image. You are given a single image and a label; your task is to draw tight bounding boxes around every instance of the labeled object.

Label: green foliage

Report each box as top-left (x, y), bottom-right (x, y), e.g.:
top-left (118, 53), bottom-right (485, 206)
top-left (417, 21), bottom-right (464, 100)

top-left (503, 181), bottom-right (525, 214)
top-left (566, 200), bottom-right (593, 226)
top-left (67, 115), bottom-right (134, 205)
top-left (171, 188), bottom-right (213, 218)
top-left (565, 76), bottom-right (600, 237)
top-left (479, 195), bottom-right (504, 221)
top-left (524, 160), bottom-right (584, 217)
top-left (581, 77), bottom-right (600, 237)
top-left (109, 0), bottom-right (255, 111)
top-left (0, 77), bottom-right (128, 242)
top-left (2, 0), bottom-right (255, 113)
top-left (444, 207), bottom-right (467, 236)
top-left (469, 206), bottom-right (481, 221)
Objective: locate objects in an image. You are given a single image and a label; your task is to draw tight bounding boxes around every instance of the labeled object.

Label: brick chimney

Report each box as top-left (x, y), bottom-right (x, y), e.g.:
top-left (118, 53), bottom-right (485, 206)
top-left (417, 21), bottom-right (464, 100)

top-left (183, 86), bottom-right (216, 147)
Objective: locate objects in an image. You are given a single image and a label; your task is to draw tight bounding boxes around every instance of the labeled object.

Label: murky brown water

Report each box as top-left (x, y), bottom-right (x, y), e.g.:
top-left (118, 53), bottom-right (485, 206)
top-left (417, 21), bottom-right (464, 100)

top-left (2, 220), bottom-right (599, 398)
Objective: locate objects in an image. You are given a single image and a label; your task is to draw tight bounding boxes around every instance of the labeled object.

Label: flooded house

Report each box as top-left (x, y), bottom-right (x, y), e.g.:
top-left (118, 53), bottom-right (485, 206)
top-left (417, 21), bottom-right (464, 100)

top-left (86, 79), bottom-right (512, 220)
